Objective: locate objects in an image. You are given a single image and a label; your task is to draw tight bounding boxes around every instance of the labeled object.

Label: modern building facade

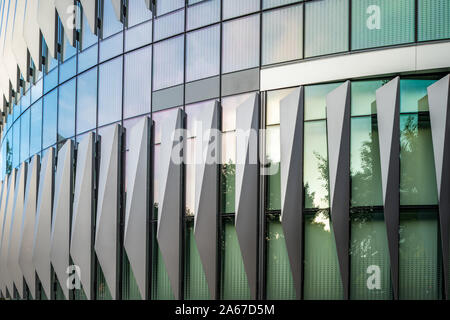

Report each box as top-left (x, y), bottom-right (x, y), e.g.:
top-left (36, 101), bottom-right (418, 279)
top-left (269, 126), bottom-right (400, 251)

top-left (0, 0), bottom-right (448, 301)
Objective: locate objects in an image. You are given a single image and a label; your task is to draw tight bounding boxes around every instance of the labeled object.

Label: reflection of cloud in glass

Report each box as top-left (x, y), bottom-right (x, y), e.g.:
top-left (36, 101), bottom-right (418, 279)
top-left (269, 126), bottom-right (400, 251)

top-left (312, 211), bottom-right (331, 232)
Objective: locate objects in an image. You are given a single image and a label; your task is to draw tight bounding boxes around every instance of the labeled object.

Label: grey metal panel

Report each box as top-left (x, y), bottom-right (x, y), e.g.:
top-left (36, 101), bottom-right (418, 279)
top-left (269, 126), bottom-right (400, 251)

top-left (95, 124), bottom-right (121, 300)
top-left (152, 85), bottom-right (184, 112)
top-left (427, 74), bottom-right (450, 299)
top-left (157, 108), bottom-right (184, 300)
top-left (185, 76), bottom-right (220, 105)
top-left (280, 87), bottom-right (303, 300)
top-left (221, 68), bottom-right (260, 97)
top-left (19, 155), bottom-right (40, 300)
top-left (375, 76), bottom-right (400, 300)
top-left (70, 133), bottom-right (95, 300)
top-left (110, 0), bottom-right (124, 22)
top-left (194, 101), bottom-right (220, 300)
top-left (37, 0), bottom-right (57, 59)
top-left (23, 0), bottom-right (42, 70)
top-left (12, 0), bottom-right (29, 79)
top-left (326, 81), bottom-right (350, 299)
top-left (80, 0), bottom-right (98, 35)
top-left (124, 117), bottom-right (151, 300)
top-left (50, 140), bottom-right (74, 300)
top-left (55, 0), bottom-right (77, 48)
top-left (0, 175), bottom-right (10, 296)
top-left (1, 170), bottom-right (16, 297)
top-left (8, 163), bottom-right (27, 298)
top-left (235, 93), bottom-right (259, 300)
top-left (32, 148), bottom-right (55, 299)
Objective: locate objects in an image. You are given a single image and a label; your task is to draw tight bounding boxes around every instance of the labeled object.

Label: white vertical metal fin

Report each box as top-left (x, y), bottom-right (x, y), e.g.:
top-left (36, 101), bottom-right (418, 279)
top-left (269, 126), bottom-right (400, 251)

top-left (8, 163), bottom-right (27, 298)
top-left (23, 0), bottom-right (42, 69)
top-left (19, 155), bottom-right (40, 299)
top-left (79, 0), bottom-right (98, 35)
top-left (194, 101), bottom-right (220, 300)
top-left (55, 0), bottom-right (77, 47)
top-left (157, 108), bottom-right (184, 300)
top-left (37, 0), bottom-right (57, 59)
top-left (376, 76), bottom-right (400, 300)
top-left (326, 81), bottom-right (351, 299)
top-left (427, 74), bottom-right (450, 299)
top-left (12, 0), bottom-right (29, 79)
top-left (95, 124), bottom-right (121, 300)
top-left (32, 148), bottom-right (55, 299)
top-left (235, 93), bottom-right (259, 300)
top-left (1, 170), bottom-right (16, 297)
top-left (280, 87), bottom-right (304, 300)
top-left (50, 140), bottom-right (74, 300)
top-left (124, 117), bottom-right (150, 300)
top-left (71, 133), bottom-right (95, 300)
top-left (0, 175), bottom-right (10, 297)
top-left (3, 0), bottom-right (20, 92)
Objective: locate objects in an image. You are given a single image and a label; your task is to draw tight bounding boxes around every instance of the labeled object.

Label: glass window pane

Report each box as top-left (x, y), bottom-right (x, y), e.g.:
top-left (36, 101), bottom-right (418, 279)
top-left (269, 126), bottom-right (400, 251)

top-left (419, 0), bottom-right (450, 41)
top-left (263, 0), bottom-right (302, 9)
top-left (400, 113), bottom-right (438, 205)
top-left (186, 25), bottom-right (220, 82)
top-left (100, 32), bottom-right (124, 62)
top-left (156, 0), bottom-right (185, 16)
top-left (400, 79), bottom-right (436, 113)
top-left (262, 4), bottom-right (303, 65)
top-left (59, 56), bottom-right (77, 83)
top-left (304, 211), bottom-right (344, 299)
top-left (125, 20), bottom-right (152, 51)
top-left (350, 211), bottom-right (392, 300)
top-left (32, 79), bottom-right (43, 104)
top-left (80, 5), bottom-right (98, 50)
top-left (154, 9), bottom-right (184, 41)
top-left (30, 99), bottom-right (43, 155)
top-left (102, 0), bottom-right (123, 38)
top-left (58, 78), bottom-right (76, 140)
top-left (124, 46), bottom-right (152, 119)
top-left (351, 117), bottom-right (382, 207)
top-left (20, 109), bottom-right (30, 162)
top-left (13, 122), bottom-right (20, 169)
top-left (220, 216), bottom-right (251, 299)
top-left (77, 68), bottom-right (97, 134)
top-left (121, 250), bottom-right (141, 299)
top-left (98, 57), bottom-right (123, 127)
top-left (351, 80), bottom-right (386, 116)
top-left (187, 0), bottom-right (220, 31)
top-left (78, 44), bottom-right (98, 73)
top-left (127, 0), bottom-right (152, 27)
top-left (153, 36), bottom-right (184, 91)
top-left (265, 215), bottom-right (296, 299)
top-left (305, 0), bottom-right (349, 58)
top-left (266, 126), bottom-right (281, 210)
top-left (304, 121), bottom-right (329, 209)
top-left (223, 0), bottom-right (260, 20)
top-left (352, 0), bottom-right (415, 50)
top-left (305, 83), bottom-right (342, 121)
top-left (184, 220), bottom-right (210, 300)
top-left (42, 90), bottom-right (58, 149)
top-left (222, 14), bottom-right (260, 74)
top-left (399, 210), bottom-right (441, 300)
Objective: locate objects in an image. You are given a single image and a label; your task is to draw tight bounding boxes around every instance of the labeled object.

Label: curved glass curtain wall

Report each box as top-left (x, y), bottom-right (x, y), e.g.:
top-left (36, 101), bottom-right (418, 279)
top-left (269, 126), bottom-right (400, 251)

top-left (0, 0), bottom-right (448, 300)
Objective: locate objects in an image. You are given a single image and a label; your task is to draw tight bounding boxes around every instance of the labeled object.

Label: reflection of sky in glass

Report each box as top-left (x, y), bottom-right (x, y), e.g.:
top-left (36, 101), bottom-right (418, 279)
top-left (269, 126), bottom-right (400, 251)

top-left (400, 79), bottom-right (436, 113)
top-left (102, 0), bottom-right (123, 38)
top-left (76, 68), bottom-right (97, 134)
top-left (222, 14), bottom-right (260, 74)
top-left (58, 79), bottom-right (76, 140)
top-left (20, 109), bottom-right (30, 162)
top-left (43, 90), bottom-right (58, 149)
top-left (98, 57), bottom-right (123, 126)
top-left (186, 25), bottom-right (220, 82)
top-left (153, 36), bottom-right (184, 90)
top-left (157, 0), bottom-right (185, 16)
top-left (263, 0), bottom-right (302, 9)
top-left (187, 0), bottom-right (220, 30)
top-left (154, 9), bottom-right (184, 41)
top-left (128, 0), bottom-right (152, 27)
top-left (223, 0), bottom-right (260, 19)
top-left (30, 100), bottom-right (42, 155)
top-left (305, 83), bottom-right (342, 120)
top-left (351, 81), bottom-right (384, 116)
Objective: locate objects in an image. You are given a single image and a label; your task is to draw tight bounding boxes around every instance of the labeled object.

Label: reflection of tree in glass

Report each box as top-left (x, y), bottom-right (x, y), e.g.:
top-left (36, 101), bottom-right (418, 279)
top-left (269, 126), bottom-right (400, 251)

top-left (221, 160), bottom-right (235, 213)
top-left (314, 151), bottom-right (329, 207)
top-left (6, 140), bottom-right (12, 174)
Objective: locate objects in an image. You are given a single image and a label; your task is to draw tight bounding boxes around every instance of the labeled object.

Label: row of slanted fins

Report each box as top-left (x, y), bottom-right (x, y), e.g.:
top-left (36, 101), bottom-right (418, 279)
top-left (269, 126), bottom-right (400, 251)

top-left (0, 75), bottom-right (449, 300)
top-left (0, 0), bottom-right (153, 129)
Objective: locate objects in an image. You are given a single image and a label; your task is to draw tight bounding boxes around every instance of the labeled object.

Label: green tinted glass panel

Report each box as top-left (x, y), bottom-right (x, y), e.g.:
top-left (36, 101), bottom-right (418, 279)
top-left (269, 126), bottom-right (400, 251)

top-left (304, 211), bottom-right (344, 299)
top-left (400, 79), bottom-right (436, 113)
top-left (400, 114), bottom-right (438, 205)
top-left (419, 0), bottom-right (450, 41)
top-left (351, 117), bottom-right (383, 207)
top-left (151, 225), bottom-right (175, 300)
top-left (304, 121), bottom-right (329, 209)
top-left (122, 251), bottom-right (141, 300)
top-left (351, 0), bottom-right (414, 50)
top-left (350, 211), bottom-right (392, 300)
top-left (184, 221), bottom-right (210, 300)
top-left (305, 0), bottom-right (349, 58)
top-left (265, 215), bottom-right (296, 299)
top-left (266, 126), bottom-right (281, 211)
top-left (221, 217), bottom-right (251, 299)
top-left (351, 80), bottom-right (386, 116)
top-left (305, 83), bottom-right (342, 120)
top-left (96, 261), bottom-right (113, 300)
top-left (221, 162), bottom-right (235, 214)
top-left (399, 210), bottom-right (441, 300)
